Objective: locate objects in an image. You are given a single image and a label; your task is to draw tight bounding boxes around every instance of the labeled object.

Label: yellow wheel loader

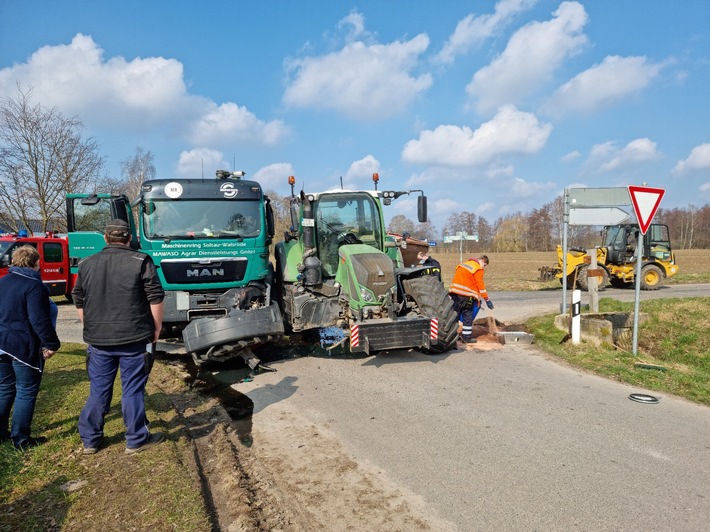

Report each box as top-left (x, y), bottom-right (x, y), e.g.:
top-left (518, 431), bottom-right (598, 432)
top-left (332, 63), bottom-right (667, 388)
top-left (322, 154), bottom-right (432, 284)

top-left (551, 223), bottom-right (679, 291)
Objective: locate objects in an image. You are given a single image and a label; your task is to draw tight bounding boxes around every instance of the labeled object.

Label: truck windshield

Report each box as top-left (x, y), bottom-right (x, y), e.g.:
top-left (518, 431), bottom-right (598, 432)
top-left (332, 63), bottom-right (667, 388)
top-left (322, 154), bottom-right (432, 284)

top-left (144, 200), bottom-right (261, 239)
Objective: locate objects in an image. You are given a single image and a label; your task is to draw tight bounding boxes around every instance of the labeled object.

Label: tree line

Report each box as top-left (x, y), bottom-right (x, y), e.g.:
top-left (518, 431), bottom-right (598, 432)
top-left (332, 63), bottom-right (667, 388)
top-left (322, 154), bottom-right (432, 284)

top-left (387, 197), bottom-right (710, 252)
top-left (2, 88), bottom-right (708, 250)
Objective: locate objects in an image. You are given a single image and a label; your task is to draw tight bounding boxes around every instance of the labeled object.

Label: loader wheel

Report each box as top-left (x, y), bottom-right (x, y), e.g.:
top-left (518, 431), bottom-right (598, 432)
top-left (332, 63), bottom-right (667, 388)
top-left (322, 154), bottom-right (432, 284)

top-left (567, 265), bottom-right (608, 291)
top-left (576, 265), bottom-right (589, 291)
top-left (640, 264), bottom-right (663, 290)
top-left (402, 275), bottom-right (458, 354)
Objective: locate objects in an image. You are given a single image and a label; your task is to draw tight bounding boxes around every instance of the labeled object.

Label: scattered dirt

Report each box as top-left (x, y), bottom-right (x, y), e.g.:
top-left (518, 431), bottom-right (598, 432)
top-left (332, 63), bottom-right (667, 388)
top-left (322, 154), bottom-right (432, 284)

top-left (152, 357), bottom-right (457, 531)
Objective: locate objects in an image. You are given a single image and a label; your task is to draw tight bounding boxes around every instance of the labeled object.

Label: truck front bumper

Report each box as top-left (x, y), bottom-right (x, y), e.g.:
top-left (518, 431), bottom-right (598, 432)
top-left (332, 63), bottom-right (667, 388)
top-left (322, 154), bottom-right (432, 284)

top-left (182, 302), bottom-right (284, 354)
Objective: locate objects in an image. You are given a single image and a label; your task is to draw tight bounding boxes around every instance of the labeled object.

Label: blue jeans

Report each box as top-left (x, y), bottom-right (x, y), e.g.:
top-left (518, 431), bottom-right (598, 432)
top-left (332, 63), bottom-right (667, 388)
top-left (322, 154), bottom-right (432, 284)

top-left (78, 342), bottom-right (151, 450)
top-left (0, 354), bottom-right (43, 446)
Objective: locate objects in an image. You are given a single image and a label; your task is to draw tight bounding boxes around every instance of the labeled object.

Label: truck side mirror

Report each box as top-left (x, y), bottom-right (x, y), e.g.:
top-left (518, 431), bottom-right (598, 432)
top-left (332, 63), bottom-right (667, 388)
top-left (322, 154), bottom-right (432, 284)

top-left (417, 195), bottom-right (427, 223)
top-left (265, 197), bottom-right (275, 238)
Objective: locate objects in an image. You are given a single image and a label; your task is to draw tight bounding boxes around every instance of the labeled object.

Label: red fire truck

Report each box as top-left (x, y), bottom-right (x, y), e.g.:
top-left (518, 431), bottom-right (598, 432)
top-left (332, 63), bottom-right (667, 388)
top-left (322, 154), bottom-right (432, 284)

top-left (0, 231), bottom-right (74, 299)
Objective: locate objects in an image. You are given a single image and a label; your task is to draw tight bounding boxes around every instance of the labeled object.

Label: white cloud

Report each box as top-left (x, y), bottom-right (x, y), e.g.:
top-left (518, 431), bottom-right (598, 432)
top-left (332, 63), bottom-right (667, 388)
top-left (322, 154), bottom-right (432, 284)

top-left (435, 0), bottom-right (538, 65)
top-left (672, 143), bottom-right (710, 176)
top-left (583, 138), bottom-right (660, 174)
top-left (561, 150), bottom-right (581, 162)
top-left (466, 1), bottom-right (588, 114)
top-left (253, 163), bottom-right (296, 192)
top-left (190, 102), bottom-right (289, 147)
top-left (175, 149), bottom-right (229, 177)
top-left (344, 155), bottom-right (381, 181)
top-left (337, 11), bottom-right (372, 42)
top-left (477, 202), bottom-right (497, 215)
top-left (0, 34), bottom-right (190, 127)
top-left (401, 105), bottom-right (552, 166)
top-left (545, 56), bottom-right (662, 116)
top-left (283, 33), bottom-right (432, 120)
top-left (0, 34), bottom-right (288, 149)
top-left (700, 182), bottom-right (710, 199)
top-left (507, 176), bottom-right (556, 198)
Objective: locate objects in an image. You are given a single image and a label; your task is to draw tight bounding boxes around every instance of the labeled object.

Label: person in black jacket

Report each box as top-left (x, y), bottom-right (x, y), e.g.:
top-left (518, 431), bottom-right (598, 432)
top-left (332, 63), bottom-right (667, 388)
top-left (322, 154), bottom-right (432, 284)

top-left (416, 251), bottom-right (442, 281)
top-left (73, 219), bottom-right (165, 455)
top-left (0, 245), bottom-right (60, 449)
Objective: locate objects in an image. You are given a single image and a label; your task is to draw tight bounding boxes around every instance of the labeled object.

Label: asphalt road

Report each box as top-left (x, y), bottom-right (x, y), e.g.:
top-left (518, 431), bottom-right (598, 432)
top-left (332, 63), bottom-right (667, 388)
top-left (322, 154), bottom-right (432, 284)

top-left (55, 284), bottom-right (710, 531)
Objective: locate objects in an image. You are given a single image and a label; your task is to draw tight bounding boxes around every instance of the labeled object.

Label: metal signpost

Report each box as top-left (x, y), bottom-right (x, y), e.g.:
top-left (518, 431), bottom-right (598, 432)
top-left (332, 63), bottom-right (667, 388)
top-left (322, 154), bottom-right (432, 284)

top-left (628, 185), bottom-right (665, 356)
top-left (561, 187), bottom-right (631, 313)
top-left (443, 232), bottom-right (478, 263)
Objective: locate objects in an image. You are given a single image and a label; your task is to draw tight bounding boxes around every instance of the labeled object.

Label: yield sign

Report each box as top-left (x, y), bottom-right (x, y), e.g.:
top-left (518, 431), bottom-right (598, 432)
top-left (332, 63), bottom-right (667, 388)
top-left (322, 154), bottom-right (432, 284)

top-left (628, 185), bottom-right (665, 235)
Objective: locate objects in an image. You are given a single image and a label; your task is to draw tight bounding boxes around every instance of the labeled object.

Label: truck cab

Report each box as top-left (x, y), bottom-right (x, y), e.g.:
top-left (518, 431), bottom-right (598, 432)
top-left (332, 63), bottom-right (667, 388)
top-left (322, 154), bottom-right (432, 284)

top-left (0, 232), bottom-right (72, 298)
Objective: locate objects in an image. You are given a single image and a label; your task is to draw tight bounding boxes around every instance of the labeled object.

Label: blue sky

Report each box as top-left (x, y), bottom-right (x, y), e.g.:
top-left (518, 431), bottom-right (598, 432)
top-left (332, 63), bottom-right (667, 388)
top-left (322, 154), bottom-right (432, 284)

top-left (1, 0), bottom-right (708, 232)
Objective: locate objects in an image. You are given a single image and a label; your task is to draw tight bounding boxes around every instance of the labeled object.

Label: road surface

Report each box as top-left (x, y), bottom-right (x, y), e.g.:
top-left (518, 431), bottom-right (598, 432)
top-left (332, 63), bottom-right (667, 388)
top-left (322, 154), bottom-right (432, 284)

top-left (56, 284), bottom-right (710, 531)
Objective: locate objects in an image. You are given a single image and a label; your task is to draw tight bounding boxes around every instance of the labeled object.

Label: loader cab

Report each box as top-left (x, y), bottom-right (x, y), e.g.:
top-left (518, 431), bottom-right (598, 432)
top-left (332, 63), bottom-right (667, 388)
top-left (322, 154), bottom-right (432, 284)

top-left (602, 223), bottom-right (672, 264)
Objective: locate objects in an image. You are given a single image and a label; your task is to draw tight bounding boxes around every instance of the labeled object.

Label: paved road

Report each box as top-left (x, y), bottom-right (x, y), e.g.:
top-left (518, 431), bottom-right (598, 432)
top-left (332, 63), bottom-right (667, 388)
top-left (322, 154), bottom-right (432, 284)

top-left (234, 284), bottom-right (710, 532)
top-left (55, 284), bottom-right (710, 531)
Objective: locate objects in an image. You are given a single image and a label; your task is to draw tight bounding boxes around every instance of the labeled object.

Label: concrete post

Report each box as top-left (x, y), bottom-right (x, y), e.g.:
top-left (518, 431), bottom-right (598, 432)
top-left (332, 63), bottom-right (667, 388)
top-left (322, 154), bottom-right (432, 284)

top-left (588, 248), bottom-right (599, 313)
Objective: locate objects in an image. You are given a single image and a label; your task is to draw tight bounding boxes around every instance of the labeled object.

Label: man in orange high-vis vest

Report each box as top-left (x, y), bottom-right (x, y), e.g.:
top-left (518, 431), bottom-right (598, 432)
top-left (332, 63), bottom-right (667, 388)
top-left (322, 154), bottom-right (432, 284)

top-left (448, 255), bottom-right (493, 344)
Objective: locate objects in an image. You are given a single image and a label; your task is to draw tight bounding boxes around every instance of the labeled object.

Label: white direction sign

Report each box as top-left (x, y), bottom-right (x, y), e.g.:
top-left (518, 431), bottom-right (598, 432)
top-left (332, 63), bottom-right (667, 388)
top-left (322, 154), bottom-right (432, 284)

top-left (628, 185), bottom-right (665, 235)
top-left (568, 207), bottom-right (630, 226)
top-left (568, 187), bottom-right (631, 207)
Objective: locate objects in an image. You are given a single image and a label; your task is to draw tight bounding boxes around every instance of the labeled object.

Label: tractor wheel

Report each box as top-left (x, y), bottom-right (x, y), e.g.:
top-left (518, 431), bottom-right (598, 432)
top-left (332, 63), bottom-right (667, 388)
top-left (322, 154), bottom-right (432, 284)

top-left (402, 275), bottom-right (458, 354)
top-left (640, 264), bottom-right (664, 290)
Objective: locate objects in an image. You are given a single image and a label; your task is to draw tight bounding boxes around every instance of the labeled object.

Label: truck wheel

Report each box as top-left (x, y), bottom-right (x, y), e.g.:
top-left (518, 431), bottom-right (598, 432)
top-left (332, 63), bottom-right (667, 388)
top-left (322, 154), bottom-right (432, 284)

top-left (402, 275), bottom-right (458, 354)
top-left (640, 264), bottom-right (664, 290)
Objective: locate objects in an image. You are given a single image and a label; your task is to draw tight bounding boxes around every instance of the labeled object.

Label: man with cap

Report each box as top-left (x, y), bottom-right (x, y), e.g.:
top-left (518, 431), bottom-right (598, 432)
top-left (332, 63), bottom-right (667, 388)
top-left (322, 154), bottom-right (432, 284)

top-left (448, 255), bottom-right (493, 344)
top-left (72, 219), bottom-right (165, 454)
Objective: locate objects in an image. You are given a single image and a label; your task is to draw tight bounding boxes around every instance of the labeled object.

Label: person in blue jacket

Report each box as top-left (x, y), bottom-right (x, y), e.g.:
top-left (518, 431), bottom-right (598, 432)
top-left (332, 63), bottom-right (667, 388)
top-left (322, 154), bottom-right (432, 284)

top-left (0, 245), bottom-right (60, 449)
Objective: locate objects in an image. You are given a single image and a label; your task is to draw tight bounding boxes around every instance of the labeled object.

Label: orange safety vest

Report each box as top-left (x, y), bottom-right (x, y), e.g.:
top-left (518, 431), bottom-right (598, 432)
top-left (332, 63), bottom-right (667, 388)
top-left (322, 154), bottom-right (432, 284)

top-left (449, 259), bottom-right (489, 301)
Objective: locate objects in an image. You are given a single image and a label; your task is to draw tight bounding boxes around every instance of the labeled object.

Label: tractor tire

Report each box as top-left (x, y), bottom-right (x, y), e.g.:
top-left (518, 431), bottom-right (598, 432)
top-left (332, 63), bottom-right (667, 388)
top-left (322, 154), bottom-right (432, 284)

top-left (402, 275), bottom-right (458, 354)
top-left (640, 264), bottom-right (664, 290)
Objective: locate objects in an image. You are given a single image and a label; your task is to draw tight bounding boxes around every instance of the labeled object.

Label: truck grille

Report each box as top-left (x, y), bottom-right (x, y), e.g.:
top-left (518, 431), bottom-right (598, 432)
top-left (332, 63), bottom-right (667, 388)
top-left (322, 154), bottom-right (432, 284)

top-left (160, 258), bottom-right (247, 284)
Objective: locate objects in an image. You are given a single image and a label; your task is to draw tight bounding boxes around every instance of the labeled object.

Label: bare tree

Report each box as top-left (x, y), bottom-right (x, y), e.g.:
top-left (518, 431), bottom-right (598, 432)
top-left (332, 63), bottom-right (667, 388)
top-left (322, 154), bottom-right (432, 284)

top-left (413, 219), bottom-right (437, 241)
top-left (120, 146), bottom-right (156, 201)
top-left (0, 86), bottom-right (104, 232)
top-left (387, 214), bottom-right (415, 235)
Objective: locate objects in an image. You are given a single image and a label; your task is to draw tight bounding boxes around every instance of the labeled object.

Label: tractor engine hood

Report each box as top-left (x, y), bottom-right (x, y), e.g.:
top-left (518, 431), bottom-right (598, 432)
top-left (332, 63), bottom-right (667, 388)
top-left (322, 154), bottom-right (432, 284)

top-left (337, 245), bottom-right (396, 304)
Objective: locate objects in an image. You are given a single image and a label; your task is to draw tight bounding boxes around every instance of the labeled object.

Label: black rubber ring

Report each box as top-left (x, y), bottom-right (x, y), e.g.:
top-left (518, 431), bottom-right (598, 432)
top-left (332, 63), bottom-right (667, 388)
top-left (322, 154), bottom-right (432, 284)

top-left (629, 393), bottom-right (660, 404)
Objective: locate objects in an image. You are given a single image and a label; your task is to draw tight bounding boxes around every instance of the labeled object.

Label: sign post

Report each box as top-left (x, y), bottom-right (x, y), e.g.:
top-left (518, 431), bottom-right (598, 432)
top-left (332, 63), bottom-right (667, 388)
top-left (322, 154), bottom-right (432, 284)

top-left (561, 187), bottom-right (631, 314)
top-left (444, 232), bottom-right (479, 263)
top-left (628, 185), bottom-right (665, 356)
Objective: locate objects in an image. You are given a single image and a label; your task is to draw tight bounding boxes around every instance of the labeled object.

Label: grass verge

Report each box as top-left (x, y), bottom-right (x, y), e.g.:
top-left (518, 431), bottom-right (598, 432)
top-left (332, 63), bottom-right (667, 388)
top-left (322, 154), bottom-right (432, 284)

top-left (0, 344), bottom-right (211, 532)
top-left (526, 297), bottom-right (710, 406)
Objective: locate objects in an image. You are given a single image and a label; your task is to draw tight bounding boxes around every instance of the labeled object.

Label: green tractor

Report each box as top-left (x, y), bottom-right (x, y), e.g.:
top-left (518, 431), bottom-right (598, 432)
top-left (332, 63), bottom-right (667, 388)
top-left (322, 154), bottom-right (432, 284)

top-left (274, 174), bottom-right (458, 355)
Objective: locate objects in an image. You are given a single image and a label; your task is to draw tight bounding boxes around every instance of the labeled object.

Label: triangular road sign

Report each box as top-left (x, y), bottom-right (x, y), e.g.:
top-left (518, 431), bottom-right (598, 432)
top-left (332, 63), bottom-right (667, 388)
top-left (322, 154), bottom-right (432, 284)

top-left (628, 185), bottom-right (665, 235)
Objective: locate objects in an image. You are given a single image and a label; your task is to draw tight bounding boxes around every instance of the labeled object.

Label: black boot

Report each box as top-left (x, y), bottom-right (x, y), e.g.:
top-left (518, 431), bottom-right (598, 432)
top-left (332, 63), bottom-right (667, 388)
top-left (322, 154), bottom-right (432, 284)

top-left (461, 335), bottom-right (477, 344)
